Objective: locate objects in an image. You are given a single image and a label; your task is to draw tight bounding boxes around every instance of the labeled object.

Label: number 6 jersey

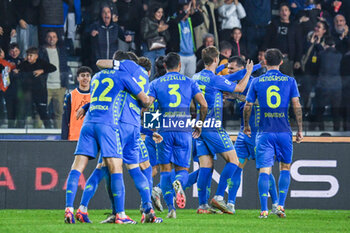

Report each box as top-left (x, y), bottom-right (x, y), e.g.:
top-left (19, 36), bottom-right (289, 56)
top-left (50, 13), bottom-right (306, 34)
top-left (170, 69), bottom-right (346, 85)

top-left (246, 69), bottom-right (300, 133)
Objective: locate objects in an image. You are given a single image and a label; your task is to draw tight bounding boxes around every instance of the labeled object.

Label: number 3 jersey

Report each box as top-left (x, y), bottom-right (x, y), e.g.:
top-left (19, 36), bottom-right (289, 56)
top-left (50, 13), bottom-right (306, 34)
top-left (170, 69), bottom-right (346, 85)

top-left (148, 71), bottom-right (201, 132)
top-left (246, 69), bottom-right (299, 133)
top-left (84, 68), bottom-right (143, 127)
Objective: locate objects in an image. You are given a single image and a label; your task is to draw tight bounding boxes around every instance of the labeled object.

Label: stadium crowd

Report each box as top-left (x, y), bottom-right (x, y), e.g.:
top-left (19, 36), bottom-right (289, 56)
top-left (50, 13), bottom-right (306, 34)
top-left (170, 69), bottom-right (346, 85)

top-left (0, 0), bottom-right (349, 131)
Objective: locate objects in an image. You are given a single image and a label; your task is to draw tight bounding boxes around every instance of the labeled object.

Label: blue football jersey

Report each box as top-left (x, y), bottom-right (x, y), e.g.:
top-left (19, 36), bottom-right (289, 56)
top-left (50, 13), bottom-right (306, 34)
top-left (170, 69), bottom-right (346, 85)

top-left (192, 69), bottom-right (236, 128)
top-left (117, 60), bottom-right (150, 127)
top-left (246, 70), bottom-right (300, 133)
top-left (149, 72), bottom-right (201, 131)
top-left (84, 68), bottom-right (142, 126)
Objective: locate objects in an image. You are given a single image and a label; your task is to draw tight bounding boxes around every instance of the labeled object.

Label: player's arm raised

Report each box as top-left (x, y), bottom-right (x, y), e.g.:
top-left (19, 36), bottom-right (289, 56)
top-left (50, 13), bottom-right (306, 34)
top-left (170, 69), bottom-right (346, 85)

top-left (193, 92), bottom-right (208, 138)
top-left (96, 59), bottom-right (116, 69)
top-left (243, 101), bottom-right (253, 137)
top-left (292, 97), bottom-right (303, 143)
top-left (234, 59), bottom-right (254, 93)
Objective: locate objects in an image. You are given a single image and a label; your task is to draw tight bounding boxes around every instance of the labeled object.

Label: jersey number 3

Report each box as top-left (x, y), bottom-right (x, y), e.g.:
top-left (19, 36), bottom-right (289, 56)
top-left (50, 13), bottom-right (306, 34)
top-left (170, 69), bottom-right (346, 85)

top-left (266, 85), bottom-right (281, 109)
top-left (168, 84), bottom-right (181, 107)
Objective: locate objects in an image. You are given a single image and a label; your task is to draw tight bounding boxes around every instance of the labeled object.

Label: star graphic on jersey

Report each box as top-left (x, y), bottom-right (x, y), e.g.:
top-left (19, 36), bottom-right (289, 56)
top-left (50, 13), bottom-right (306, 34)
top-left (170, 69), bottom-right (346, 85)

top-left (151, 110), bottom-right (162, 122)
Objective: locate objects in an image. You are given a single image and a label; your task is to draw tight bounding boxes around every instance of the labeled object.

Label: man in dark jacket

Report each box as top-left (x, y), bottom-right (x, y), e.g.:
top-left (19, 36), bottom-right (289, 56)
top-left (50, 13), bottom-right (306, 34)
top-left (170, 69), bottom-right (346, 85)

top-left (0, 0), bottom-right (17, 54)
top-left (263, 3), bottom-right (303, 76)
top-left (39, 30), bottom-right (72, 128)
top-left (14, 0), bottom-right (39, 58)
top-left (332, 14), bottom-right (349, 54)
top-left (90, 5), bottom-right (131, 71)
top-left (312, 36), bottom-right (343, 131)
top-left (168, 0), bottom-right (204, 77)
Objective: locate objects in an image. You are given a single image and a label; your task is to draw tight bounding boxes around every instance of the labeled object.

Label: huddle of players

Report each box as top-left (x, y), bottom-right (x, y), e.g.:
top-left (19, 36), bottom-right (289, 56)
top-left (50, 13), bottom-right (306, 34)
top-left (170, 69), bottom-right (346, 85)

top-left (64, 45), bottom-right (303, 224)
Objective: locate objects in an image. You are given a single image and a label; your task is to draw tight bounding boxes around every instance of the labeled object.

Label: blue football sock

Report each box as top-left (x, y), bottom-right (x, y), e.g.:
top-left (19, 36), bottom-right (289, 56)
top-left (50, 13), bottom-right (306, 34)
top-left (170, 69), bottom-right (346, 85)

top-left (101, 167), bottom-right (116, 214)
top-left (278, 170), bottom-right (291, 207)
top-left (80, 168), bottom-right (104, 207)
top-left (184, 169), bottom-right (199, 190)
top-left (258, 173), bottom-right (269, 212)
top-left (66, 169), bottom-right (81, 208)
top-left (206, 170), bottom-right (212, 202)
top-left (269, 173), bottom-right (278, 204)
top-left (175, 170), bottom-right (189, 188)
top-left (216, 163), bottom-right (238, 196)
top-left (170, 169), bottom-right (176, 183)
top-left (141, 166), bottom-right (153, 197)
top-left (129, 167), bottom-right (152, 212)
top-left (197, 167), bottom-right (212, 205)
top-left (160, 171), bottom-right (175, 211)
top-left (228, 167), bottom-right (242, 205)
top-left (110, 173), bottom-right (125, 213)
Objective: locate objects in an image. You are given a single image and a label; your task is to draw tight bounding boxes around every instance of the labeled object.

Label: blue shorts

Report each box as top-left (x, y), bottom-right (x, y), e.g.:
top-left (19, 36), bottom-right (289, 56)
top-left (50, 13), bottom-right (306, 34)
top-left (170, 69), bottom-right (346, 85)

top-left (119, 122), bottom-right (140, 164)
top-left (145, 135), bottom-right (158, 166)
top-left (75, 122), bottom-right (122, 159)
top-left (196, 128), bottom-right (234, 160)
top-left (138, 138), bottom-right (149, 164)
top-left (157, 131), bottom-right (192, 168)
top-left (255, 132), bottom-right (293, 169)
top-left (234, 132), bottom-right (256, 162)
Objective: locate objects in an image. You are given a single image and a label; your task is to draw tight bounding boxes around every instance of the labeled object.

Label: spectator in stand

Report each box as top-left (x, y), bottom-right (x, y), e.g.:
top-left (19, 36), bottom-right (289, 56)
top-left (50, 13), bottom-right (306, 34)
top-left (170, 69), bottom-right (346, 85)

top-left (195, 33), bottom-right (215, 60)
top-left (14, 47), bottom-right (56, 128)
top-left (332, 14), bottom-right (349, 54)
top-left (5, 43), bottom-right (23, 128)
top-left (312, 36), bottom-right (342, 131)
top-left (140, 5), bottom-right (170, 79)
top-left (116, 0), bottom-right (145, 53)
top-left (15, 0), bottom-right (39, 58)
top-left (218, 0), bottom-right (246, 42)
top-left (39, 30), bottom-right (71, 129)
top-left (0, 47), bottom-right (16, 127)
top-left (217, 41), bottom-right (232, 75)
top-left (263, 3), bottom-right (303, 77)
top-left (241, 0), bottom-right (271, 61)
top-left (89, 0), bottom-right (119, 24)
top-left (0, 0), bottom-right (16, 55)
top-left (300, 20), bottom-right (328, 113)
top-left (33, 0), bottom-right (67, 45)
top-left (252, 49), bottom-right (268, 77)
top-left (193, 0), bottom-right (219, 50)
top-left (340, 40), bottom-right (350, 131)
top-left (63, 0), bottom-right (82, 55)
top-left (61, 66), bottom-right (91, 140)
top-left (168, 0), bottom-right (204, 78)
top-left (90, 5), bottom-right (132, 71)
top-left (230, 27), bottom-right (247, 59)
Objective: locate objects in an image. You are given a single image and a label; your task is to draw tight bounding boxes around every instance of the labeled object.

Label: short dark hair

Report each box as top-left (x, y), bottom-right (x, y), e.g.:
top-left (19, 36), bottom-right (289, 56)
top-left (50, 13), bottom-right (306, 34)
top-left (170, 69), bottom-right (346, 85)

top-left (228, 56), bottom-right (245, 68)
top-left (202, 46), bottom-right (219, 66)
top-left (279, 2), bottom-right (290, 11)
top-left (155, 55), bottom-right (166, 78)
top-left (77, 66), bottom-right (93, 76)
top-left (46, 30), bottom-right (58, 37)
top-left (265, 48), bottom-right (283, 66)
top-left (113, 50), bottom-right (130, 61)
top-left (9, 43), bottom-right (20, 50)
top-left (231, 27), bottom-right (242, 34)
top-left (219, 41), bottom-right (233, 52)
top-left (127, 51), bottom-right (139, 64)
top-left (26, 47), bottom-right (39, 55)
top-left (324, 36), bottom-right (335, 46)
top-left (138, 57), bottom-right (152, 72)
top-left (165, 52), bottom-right (180, 70)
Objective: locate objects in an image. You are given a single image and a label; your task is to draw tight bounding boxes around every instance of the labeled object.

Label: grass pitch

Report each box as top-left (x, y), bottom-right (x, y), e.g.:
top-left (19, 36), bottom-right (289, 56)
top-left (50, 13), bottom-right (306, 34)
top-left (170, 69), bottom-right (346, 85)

top-left (0, 209), bottom-right (349, 233)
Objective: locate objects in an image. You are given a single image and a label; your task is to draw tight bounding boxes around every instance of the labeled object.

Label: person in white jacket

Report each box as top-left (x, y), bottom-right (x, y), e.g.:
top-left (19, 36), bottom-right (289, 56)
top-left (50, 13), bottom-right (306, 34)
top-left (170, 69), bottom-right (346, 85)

top-left (218, 0), bottom-right (246, 42)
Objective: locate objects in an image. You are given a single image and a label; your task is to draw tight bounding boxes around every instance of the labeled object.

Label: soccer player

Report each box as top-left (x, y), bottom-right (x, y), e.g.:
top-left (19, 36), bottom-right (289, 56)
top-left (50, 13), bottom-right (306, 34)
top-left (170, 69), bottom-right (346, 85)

top-left (148, 52), bottom-right (208, 218)
top-left (192, 46), bottom-right (253, 214)
top-left (224, 56), bottom-right (279, 214)
top-left (76, 54), bottom-right (163, 224)
top-left (243, 48), bottom-right (303, 218)
top-left (64, 52), bottom-right (150, 224)
top-left (61, 66), bottom-right (92, 140)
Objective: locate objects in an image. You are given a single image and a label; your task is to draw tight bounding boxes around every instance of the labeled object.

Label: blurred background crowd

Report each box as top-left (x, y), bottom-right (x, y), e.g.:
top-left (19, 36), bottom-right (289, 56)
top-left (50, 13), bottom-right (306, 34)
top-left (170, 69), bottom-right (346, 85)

top-left (0, 0), bottom-right (349, 132)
